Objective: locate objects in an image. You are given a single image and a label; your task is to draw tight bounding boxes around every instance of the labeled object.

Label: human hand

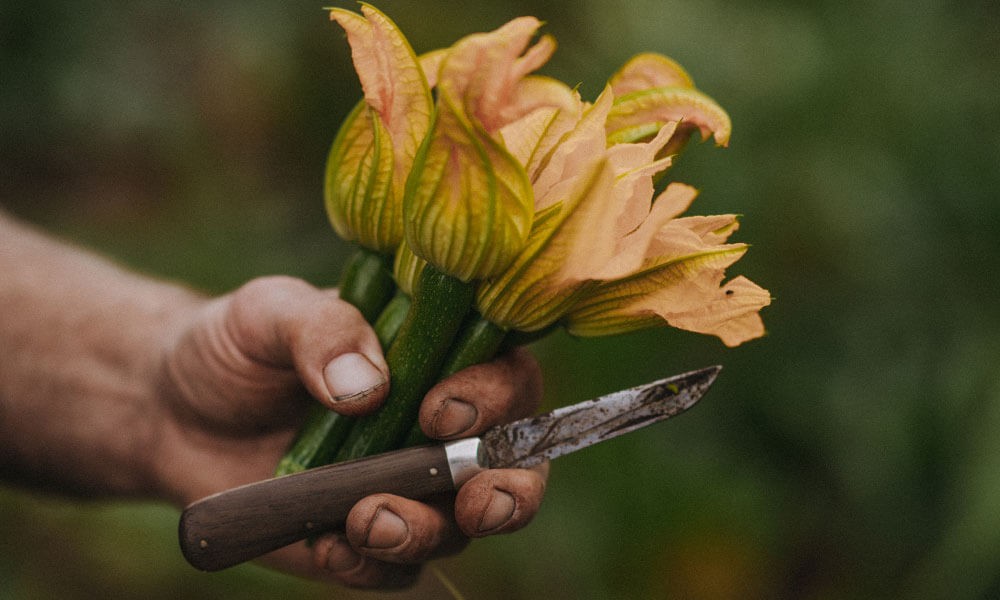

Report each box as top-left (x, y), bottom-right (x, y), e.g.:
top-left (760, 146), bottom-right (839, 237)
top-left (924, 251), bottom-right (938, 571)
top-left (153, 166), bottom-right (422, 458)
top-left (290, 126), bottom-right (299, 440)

top-left (153, 275), bottom-right (547, 588)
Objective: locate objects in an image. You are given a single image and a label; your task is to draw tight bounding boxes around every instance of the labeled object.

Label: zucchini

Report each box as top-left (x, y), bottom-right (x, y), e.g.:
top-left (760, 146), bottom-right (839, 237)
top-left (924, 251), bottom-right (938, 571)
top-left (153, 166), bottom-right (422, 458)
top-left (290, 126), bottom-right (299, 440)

top-left (402, 314), bottom-right (507, 446)
top-left (336, 265), bottom-right (474, 460)
top-left (274, 247), bottom-right (397, 476)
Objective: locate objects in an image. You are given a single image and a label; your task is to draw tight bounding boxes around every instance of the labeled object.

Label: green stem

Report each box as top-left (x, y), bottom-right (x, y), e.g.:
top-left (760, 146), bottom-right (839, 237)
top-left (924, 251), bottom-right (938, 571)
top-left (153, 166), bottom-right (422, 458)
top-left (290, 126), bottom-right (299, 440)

top-left (274, 247), bottom-right (397, 476)
top-left (403, 314), bottom-right (508, 447)
top-left (274, 403), bottom-right (354, 475)
top-left (373, 291), bottom-right (411, 349)
top-left (336, 265), bottom-right (474, 460)
top-left (336, 248), bottom-right (395, 323)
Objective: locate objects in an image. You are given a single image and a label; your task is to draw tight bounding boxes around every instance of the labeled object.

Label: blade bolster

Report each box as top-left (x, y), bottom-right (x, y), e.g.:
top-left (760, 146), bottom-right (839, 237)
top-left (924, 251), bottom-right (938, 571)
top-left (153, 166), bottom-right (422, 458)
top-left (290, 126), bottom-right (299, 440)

top-left (443, 438), bottom-right (487, 487)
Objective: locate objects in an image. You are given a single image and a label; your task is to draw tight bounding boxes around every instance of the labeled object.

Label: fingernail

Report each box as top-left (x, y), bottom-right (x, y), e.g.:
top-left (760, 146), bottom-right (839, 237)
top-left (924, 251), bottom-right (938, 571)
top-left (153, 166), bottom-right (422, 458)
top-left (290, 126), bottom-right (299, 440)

top-left (323, 353), bottom-right (386, 403)
top-left (324, 535), bottom-right (363, 573)
top-left (365, 508), bottom-right (408, 549)
top-left (478, 490), bottom-right (516, 532)
top-left (432, 398), bottom-right (478, 438)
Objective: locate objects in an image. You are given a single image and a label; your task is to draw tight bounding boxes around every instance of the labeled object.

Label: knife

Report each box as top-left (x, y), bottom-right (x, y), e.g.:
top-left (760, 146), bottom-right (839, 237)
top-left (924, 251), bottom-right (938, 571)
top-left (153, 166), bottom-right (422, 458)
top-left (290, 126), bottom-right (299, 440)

top-left (179, 365), bottom-right (720, 571)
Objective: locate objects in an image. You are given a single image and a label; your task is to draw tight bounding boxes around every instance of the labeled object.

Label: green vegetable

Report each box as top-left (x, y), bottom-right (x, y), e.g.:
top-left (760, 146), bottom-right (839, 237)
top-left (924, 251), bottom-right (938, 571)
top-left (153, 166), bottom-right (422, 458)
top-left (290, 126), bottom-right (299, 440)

top-left (335, 248), bottom-right (395, 323)
top-left (402, 314), bottom-right (507, 447)
top-left (336, 265), bottom-right (474, 460)
top-left (274, 247), bottom-right (396, 476)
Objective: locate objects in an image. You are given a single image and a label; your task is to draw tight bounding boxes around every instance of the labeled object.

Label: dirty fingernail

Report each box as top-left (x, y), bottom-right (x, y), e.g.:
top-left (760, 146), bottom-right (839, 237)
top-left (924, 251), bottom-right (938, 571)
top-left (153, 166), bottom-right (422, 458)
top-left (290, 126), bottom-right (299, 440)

top-left (365, 508), bottom-right (408, 549)
top-left (432, 398), bottom-right (478, 438)
top-left (324, 353), bottom-right (386, 403)
top-left (478, 490), bottom-right (516, 532)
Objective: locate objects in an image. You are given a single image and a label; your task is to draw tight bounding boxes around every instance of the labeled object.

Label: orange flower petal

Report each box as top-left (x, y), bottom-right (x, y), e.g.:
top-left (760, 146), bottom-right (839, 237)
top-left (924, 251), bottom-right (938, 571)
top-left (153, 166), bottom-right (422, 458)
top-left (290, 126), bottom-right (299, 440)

top-left (609, 52), bottom-right (695, 96)
top-left (330, 5), bottom-right (433, 169)
top-left (607, 86), bottom-right (732, 147)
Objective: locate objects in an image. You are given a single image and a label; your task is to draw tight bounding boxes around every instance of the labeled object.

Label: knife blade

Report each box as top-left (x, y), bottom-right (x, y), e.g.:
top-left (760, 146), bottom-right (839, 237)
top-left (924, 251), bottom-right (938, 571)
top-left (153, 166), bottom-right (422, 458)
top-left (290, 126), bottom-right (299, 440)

top-left (179, 365), bottom-right (720, 571)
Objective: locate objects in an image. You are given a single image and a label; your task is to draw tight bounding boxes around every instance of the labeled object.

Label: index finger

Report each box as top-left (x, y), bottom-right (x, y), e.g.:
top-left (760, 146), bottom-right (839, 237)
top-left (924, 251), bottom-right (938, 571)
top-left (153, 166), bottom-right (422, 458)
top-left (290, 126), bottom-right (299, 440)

top-left (417, 347), bottom-right (543, 441)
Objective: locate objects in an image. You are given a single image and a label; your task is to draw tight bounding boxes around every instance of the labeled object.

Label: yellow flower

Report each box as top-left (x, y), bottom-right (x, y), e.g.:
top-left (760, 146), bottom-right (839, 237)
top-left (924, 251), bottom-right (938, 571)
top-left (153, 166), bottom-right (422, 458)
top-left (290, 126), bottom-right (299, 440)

top-left (324, 4), bottom-right (434, 253)
top-left (403, 17), bottom-right (576, 282)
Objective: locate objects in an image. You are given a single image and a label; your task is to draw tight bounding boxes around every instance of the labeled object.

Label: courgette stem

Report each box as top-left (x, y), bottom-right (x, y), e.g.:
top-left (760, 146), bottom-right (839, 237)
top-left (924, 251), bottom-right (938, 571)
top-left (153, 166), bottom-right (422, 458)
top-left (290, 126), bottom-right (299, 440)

top-left (336, 248), bottom-right (396, 323)
top-left (336, 265), bottom-right (474, 460)
top-left (373, 291), bottom-right (411, 349)
top-left (274, 403), bottom-right (354, 475)
top-left (274, 247), bottom-right (397, 476)
top-left (402, 314), bottom-right (508, 447)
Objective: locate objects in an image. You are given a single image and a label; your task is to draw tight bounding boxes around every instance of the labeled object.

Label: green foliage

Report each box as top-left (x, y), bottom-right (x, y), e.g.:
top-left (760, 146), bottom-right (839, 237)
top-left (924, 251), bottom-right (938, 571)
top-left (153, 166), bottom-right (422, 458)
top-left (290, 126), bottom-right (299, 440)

top-left (3, 0), bottom-right (1000, 598)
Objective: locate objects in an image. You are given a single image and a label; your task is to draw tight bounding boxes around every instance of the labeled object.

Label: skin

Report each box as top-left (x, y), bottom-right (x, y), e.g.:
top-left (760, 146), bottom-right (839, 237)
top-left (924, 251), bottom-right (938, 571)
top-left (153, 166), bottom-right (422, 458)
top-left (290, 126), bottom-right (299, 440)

top-left (0, 211), bottom-right (548, 589)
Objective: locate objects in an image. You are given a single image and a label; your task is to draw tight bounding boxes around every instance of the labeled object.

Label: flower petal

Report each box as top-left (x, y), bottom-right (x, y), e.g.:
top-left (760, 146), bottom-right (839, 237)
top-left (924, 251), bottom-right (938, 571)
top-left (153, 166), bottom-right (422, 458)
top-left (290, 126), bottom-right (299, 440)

top-left (567, 244), bottom-right (750, 333)
top-left (606, 86), bottom-right (732, 147)
top-left (567, 243), bottom-right (770, 347)
top-left (477, 158), bottom-right (614, 331)
top-left (404, 94), bottom-right (534, 281)
top-left (605, 121), bottom-right (679, 241)
top-left (330, 5), bottom-right (433, 191)
top-left (597, 182), bottom-right (697, 280)
top-left (531, 88), bottom-right (614, 210)
top-left (498, 79), bottom-right (583, 181)
top-left (609, 52), bottom-right (695, 96)
top-left (393, 243), bottom-right (426, 296)
top-left (664, 275), bottom-right (771, 347)
top-left (418, 49), bottom-right (447, 88)
top-left (325, 101), bottom-right (398, 251)
top-left (438, 17), bottom-right (569, 133)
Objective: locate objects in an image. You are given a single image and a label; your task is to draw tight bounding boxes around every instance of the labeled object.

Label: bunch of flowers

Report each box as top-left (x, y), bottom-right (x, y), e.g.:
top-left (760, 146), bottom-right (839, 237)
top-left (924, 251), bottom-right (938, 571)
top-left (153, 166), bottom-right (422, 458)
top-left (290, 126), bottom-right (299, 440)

top-left (277, 4), bottom-right (770, 474)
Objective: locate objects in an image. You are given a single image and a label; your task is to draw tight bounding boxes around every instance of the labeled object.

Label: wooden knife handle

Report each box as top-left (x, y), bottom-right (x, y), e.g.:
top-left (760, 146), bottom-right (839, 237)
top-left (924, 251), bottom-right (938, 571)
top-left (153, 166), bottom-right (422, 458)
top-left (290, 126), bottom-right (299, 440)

top-left (179, 444), bottom-right (453, 572)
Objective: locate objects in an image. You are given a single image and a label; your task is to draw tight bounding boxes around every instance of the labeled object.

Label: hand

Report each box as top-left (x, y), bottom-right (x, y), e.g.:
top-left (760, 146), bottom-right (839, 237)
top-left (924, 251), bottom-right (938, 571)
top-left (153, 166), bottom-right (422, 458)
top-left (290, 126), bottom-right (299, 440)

top-left (153, 275), bottom-right (547, 588)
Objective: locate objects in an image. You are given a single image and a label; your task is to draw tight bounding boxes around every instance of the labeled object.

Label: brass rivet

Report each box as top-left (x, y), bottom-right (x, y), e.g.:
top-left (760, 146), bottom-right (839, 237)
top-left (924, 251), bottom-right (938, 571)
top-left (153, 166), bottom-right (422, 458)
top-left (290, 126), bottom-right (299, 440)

top-left (199, 539), bottom-right (208, 549)
top-left (429, 467), bottom-right (439, 476)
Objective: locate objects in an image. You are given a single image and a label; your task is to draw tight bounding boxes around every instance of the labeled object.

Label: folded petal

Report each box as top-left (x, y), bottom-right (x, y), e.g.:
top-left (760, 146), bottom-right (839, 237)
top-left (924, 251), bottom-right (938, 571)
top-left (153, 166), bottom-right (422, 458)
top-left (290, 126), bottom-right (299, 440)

top-left (606, 86), bottom-right (732, 147)
top-left (393, 243), bottom-right (426, 296)
top-left (531, 88), bottom-right (614, 210)
top-left (597, 182), bottom-right (697, 280)
top-left (567, 243), bottom-right (770, 347)
top-left (324, 101), bottom-right (398, 251)
top-left (418, 49), bottom-right (447, 88)
top-left (404, 94), bottom-right (534, 281)
top-left (498, 79), bottom-right (583, 181)
top-left (327, 5), bottom-right (434, 251)
top-left (609, 52), bottom-right (695, 96)
top-left (437, 17), bottom-right (571, 133)
top-left (606, 121), bottom-right (679, 241)
top-left (330, 5), bottom-right (433, 171)
top-left (476, 159), bottom-right (614, 331)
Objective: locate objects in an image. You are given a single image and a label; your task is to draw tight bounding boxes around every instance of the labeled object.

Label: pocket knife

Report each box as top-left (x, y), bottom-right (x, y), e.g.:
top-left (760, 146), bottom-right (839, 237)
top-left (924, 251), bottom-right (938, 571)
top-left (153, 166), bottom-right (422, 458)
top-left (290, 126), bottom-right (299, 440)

top-left (179, 365), bottom-right (720, 571)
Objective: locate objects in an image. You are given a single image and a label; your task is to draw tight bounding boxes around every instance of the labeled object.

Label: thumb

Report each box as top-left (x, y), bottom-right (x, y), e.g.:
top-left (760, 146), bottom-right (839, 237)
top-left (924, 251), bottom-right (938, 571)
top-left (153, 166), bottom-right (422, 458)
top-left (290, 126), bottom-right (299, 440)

top-left (225, 276), bottom-right (390, 416)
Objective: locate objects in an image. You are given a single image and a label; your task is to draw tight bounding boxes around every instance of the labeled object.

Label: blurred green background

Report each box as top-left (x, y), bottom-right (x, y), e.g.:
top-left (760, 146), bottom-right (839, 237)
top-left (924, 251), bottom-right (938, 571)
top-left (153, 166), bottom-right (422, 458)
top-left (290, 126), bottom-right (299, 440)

top-left (2, 0), bottom-right (999, 598)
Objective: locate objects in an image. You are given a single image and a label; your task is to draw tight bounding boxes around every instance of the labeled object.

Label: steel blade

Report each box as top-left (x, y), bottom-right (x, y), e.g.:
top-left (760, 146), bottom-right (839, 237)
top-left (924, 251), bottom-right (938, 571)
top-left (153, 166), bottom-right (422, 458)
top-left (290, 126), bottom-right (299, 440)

top-left (480, 365), bottom-right (720, 469)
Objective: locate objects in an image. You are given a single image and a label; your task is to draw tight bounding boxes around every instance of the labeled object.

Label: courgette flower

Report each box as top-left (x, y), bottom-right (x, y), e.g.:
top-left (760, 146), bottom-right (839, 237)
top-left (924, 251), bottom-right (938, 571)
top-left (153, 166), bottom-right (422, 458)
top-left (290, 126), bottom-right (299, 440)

top-left (324, 4), bottom-right (433, 253)
top-left (476, 55), bottom-right (767, 345)
top-left (565, 187), bottom-right (771, 346)
top-left (403, 17), bottom-right (577, 282)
